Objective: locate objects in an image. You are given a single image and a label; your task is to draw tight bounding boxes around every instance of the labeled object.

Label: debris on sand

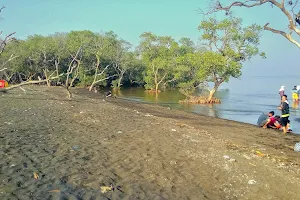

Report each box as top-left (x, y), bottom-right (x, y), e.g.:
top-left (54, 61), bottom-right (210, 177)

top-left (48, 189), bottom-right (60, 193)
top-left (248, 180), bottom-right (257, 185)
top-left (71, 145), bottom-right (81, 151)
top-left (223, 155), bottom-right (236, 162)
top-left (294, 143), bottom-right (300, 152)
top-left (254, 151), bottom-right (265, 157)
top-left (33, 172), bottom-right (39, 180)
top-left (100, 185), bottom-right (113, 193)
top-left (145, 114), bottom-right (154, 117)
top-left (171, 129), bottom-right (177, 132)
top-left (243, 155), bottom-right (251, 160)
top-left (23, 163), bottom-right (28, 168)
top-left (117, 131), bottom-right (123, 134)
top-left (175, 122), bottom-right (187, 128)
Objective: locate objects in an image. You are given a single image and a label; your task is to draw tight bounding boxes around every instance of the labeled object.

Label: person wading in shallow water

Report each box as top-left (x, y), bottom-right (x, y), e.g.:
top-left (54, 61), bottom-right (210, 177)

top-left (279, 86), bottom-right (285, 100)
top-left (278, 95), bottom-right (290, 133)
top-left (292, 86), bottom-right (299, 108)
top-left (297, 85), bottom-right (300, 102)
top-left (292, 86), bottom-right (298, 101)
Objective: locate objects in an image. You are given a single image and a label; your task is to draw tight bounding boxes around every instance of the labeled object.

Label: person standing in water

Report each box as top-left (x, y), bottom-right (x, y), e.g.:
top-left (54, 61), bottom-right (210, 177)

top-left (292, 86), bottom-right (299, 108)
top-left (279, 86), bottom-right (285, 100)
top-left (278, 95), bottom-right (290, 133)
top-left (292, 86), bottom-right (298, 102)
top-left (297, 85), bottom-right (300, 102)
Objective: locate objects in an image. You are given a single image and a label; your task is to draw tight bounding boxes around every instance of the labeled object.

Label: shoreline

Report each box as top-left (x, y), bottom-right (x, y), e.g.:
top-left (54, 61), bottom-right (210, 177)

top-left (110, 93), bottom-right (297, 134)
top-left (1, 86), bottom-right (300, 199)
top-left (114, 90), bottom-right (300, 135)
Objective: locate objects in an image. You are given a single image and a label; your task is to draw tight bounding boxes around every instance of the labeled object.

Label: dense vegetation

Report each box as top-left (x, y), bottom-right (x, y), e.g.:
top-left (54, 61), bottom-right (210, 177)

top-left (0, 17), bottom-right (265, 102)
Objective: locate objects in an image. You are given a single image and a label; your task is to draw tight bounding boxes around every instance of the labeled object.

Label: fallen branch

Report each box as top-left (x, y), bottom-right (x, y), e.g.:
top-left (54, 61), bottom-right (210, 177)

top-left (0, 73), bottom-right (63, 92)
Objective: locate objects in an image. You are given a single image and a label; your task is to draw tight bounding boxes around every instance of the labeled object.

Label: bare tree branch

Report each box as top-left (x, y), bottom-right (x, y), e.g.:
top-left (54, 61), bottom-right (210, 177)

top-left (0, 5), bottom-right (5, 14)
top-left (264, 22), bottom-right (300, 47)
top-left (291, 0), bottom-right (299, 16)
top-left (0, 6), bottom-right (16, 55)
top-left (92, 74), bottom-right (116, 85)
top-left (0, 32), bottom-right (16, 55)
top-left (65, 46), bottom-right (82, 88)
top-left (204, 0), bottom-right (300, 49)
top-left (0, 54), bottom-right (18, 74)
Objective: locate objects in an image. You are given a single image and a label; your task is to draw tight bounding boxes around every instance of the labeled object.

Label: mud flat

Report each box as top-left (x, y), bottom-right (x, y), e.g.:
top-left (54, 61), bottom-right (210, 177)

top-left (1, 86), bottom-right (300, 200)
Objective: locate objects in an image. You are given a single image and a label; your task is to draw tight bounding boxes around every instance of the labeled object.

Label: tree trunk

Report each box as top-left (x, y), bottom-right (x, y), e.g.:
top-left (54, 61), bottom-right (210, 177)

top-left (43, 69), bottom-right (51, 87)
top-left (208, 87), bottom-right (217, 103)
top-left (55, 60), bottom-right (60, 85)
top-left (88, 83), bottom-right (95, 92)
top-left (153, 66), bottom-right (159, 93)
top-left (117, 71), bottom-right (125, 88)
top-left (155, 83), bottom-right (159, 93)
top-left (66, 87), bottom-right (72, 99)
top-left (207, 80), bottom-right (222, 103)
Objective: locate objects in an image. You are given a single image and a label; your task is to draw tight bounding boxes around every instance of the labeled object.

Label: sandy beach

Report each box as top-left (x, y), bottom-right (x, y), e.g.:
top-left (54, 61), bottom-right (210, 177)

top-left (1, 86), bottom-right (300, 200)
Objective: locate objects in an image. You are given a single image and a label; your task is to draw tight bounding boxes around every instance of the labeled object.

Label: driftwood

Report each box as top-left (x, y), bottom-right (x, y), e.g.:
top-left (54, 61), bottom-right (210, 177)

top-left (0, 72), bottom-right (63, 93)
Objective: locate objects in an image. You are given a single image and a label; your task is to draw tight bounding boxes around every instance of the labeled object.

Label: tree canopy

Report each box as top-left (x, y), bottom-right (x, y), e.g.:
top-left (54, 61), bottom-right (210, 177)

top-left (0, 14), bottom-right (264, 103)
top-left (177, 17), bottom-right (265, 102)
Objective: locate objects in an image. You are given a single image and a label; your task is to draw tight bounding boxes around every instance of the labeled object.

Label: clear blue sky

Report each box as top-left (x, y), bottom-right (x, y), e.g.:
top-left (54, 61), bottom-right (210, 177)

top-left (1, 0), bottom-right (299, 79)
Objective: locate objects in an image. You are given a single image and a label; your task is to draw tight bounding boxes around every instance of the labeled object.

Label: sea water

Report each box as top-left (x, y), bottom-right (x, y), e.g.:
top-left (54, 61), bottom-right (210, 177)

top-left (115, 75), bottom-right (300, 134)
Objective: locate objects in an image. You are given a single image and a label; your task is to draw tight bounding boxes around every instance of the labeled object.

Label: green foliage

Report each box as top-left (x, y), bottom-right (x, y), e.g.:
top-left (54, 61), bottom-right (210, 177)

top-left (197, 17), bottom-right (264, 98)
top-left (0, 16), bottom-right (264, 100)
top-left (0, 31), bottom-right (143, 87)
top-left (137, 32), bottom-right (195, 91)
top-left (174, 17), bottom-right (264, 99)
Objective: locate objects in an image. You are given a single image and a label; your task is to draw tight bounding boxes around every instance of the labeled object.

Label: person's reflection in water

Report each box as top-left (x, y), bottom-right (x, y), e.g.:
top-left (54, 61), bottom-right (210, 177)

top-left (293, 101), bottom-right (299, 109)
top-left (208, 104), bottom-right (217, 118)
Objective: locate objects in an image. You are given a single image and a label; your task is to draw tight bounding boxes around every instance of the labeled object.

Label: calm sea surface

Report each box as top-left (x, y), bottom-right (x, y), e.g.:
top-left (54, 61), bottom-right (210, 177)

top-left (114, 75), bottom-right (300, 133)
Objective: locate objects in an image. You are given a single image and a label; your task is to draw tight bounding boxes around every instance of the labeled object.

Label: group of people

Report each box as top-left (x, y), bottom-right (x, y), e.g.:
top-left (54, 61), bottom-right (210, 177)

top-left (258, 85), bottom-right (298, 133)
top-left (280, 85), bottom-right (300, 107)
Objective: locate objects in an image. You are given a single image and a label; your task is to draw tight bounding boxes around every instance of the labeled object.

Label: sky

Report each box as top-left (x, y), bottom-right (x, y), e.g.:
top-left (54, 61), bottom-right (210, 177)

top-left (1, 0), bottom-right (299, 83)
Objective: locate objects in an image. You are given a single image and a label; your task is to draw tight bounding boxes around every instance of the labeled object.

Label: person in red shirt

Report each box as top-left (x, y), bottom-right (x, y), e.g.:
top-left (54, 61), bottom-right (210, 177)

top-left (263, 111), bottom-right (277, 129)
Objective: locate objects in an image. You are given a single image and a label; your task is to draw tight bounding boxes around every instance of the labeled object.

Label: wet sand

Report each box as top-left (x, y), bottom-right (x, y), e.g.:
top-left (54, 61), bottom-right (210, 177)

top-left (1, 86), bottom-right (300, 200)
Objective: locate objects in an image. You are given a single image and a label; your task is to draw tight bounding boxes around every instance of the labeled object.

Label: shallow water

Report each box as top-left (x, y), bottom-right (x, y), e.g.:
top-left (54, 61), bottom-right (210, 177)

top-left (112, 75), bottom-right (300, 133)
